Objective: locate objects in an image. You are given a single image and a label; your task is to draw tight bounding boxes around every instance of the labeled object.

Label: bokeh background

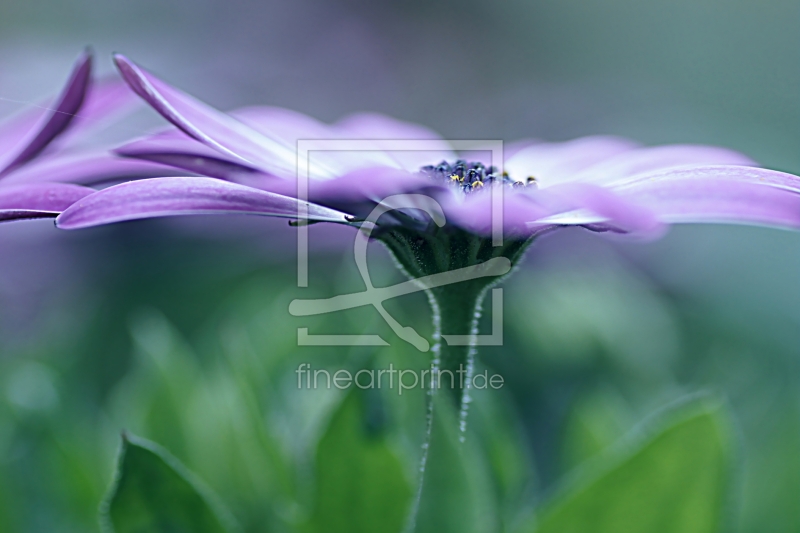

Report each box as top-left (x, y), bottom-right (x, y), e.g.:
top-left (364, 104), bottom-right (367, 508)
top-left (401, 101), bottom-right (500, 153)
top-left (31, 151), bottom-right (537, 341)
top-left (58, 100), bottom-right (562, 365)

top-left (0, 0), bottom-right (798, 531)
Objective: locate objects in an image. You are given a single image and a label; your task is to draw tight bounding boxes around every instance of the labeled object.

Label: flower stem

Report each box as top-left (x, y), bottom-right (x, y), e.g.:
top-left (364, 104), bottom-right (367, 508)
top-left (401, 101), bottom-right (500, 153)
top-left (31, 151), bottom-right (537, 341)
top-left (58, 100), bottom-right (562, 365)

top-left (427, 281), bottom-right (487, 431)
top-left (380, 231), bottom-right (534, 532)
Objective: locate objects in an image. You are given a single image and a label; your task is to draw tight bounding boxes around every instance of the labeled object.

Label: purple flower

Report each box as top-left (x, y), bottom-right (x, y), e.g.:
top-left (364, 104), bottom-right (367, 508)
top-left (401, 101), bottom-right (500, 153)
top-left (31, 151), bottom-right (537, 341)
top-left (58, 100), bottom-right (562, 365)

top-left (56, 54), bottom-right (800, 241)
top-left (48, 54), bottom-right (800, 450)
top-left (0, 50), bottom-right (177, 223)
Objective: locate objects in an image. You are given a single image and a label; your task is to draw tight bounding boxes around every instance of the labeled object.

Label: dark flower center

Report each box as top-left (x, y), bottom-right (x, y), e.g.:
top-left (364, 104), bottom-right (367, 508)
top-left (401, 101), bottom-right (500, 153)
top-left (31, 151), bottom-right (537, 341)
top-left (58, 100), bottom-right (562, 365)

top-left (419, 160), bottom-right (536, 193)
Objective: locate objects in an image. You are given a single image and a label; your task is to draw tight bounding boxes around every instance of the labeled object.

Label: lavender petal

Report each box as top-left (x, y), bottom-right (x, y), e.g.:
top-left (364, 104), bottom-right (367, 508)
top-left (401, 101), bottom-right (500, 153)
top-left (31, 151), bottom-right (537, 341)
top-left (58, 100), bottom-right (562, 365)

top-left (505, 136), bottom-right (640, 187)
top-left (231, 106), bottom-right (335, 141)
top-left (234, 107), bottom-right (421, 174)
top-left (1, 151), bottom-right (186, 186)
top-left (443, 182), bottom-right (662, 237)
top-left (0, 209), bottom-right (63, 222)
top-left (0, 49), bottom-right (93, 175)
top-left (56, 77), bottom-right (142, 146)
top-left (0, 106), bottom-right (46, 155)
top-left (56, 177), bottom-right (353, 230)
top-left (610, 164), bottom-right (800, 193)
top-left (0, 182), bottom-right (94, 216)
top-left (115, 133), bottom-right (265, 181)
top-left (333, 112), bottom-right (456, 171)
top-left (442, 188), bottom-right (555, 236)
top-left (576, 145), bottom-right (758, 185)
top-left (610, 166), bottom-right (800, 229)
top-left (113, 55), bottom-right (331, 179)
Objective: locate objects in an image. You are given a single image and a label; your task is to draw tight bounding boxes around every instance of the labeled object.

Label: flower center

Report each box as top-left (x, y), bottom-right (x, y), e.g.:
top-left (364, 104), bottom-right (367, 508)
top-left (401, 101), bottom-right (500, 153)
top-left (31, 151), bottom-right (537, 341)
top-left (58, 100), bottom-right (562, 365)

top-left (419, 160), bottom-right (536, 192)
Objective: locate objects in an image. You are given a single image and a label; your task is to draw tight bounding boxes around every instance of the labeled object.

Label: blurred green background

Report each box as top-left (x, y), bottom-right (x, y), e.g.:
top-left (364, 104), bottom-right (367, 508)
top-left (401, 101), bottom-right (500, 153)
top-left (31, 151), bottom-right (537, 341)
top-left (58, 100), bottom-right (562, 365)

top-left (0, 0), bottom-right (798, 531)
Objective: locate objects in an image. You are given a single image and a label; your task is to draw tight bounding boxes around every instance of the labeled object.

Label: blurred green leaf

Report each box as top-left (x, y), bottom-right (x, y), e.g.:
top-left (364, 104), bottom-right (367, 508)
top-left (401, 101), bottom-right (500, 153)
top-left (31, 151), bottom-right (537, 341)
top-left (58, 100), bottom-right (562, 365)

top-left (560, 386), bottom-right (633, 472)
top-left (738, 390), bottom-right (800, 531)
top-left (470, 384), bottom-right (536, 525)
top-left (308, 389), bottom-right (412, 533)
top-left (0, 477), bottom-right (14, 533)
top-left (101, 433), bottom-right (239, 533)
top-left (109, 310), bottom-right (203, 459)
top-left (529, 396), bottom-right (732, 533)
top-left (110, 310), bottom-right (294, 529)
top-left (507, 270), bottom-right (679, 377)
top-left (413, 394), bottom-right (497, 533)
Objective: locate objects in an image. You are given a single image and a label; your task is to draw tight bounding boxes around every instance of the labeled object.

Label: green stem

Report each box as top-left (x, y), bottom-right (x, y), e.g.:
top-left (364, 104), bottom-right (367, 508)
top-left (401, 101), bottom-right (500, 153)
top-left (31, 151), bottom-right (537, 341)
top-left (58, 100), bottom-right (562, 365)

top-left (382, 233), bottom-right (533, 532)
top-left (427, 281), bottom-right (487, 430)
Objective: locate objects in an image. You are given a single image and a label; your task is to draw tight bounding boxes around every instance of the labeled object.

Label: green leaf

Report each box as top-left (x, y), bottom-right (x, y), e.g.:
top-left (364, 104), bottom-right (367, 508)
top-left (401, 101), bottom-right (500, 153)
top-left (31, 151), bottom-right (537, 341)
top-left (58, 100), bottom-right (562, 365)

top-left (101, 433), bottom-right (239, 533)
top-left (308, 389), bottom-right (412, 533)
top-left (739, 393), bottom-right (800, 530)
top-left (560, 386), bottom-right (633, 471)
top-left (530, 396), bottom-right (733, 533)
top-left (413, 394), bottom-right (498, 533)
top-left (469, 385), bottom-right (536, 524)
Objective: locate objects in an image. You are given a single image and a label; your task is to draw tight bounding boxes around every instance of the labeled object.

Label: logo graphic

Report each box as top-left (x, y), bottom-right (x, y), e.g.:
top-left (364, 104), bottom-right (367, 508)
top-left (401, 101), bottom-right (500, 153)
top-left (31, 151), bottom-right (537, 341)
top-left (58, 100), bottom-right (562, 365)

top-left (290, 140), bottom-right (507, 351)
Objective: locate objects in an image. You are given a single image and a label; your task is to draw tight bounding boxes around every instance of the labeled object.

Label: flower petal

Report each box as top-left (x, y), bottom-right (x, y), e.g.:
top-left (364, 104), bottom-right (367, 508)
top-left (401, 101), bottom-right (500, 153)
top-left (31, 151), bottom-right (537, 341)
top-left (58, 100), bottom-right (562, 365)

top-left (0, 107), bottom-right (45, 156)
top-left (235, 107), bottom-right (434, 174)
top-left (611, 164), bottom-right (800, 193)
top-left (333, 112), bottom-right (457, 172)
top-left (0, 182), bottom-right (94, 222)
top-left (115, 121), bottom-right (422, 189)
top-left (235, 165), bottom-right (450, 223)
top-left (56, 177), bottom-right (352, 230)
top-left (442, 188), bottom-right (554, 236)
top-left (113, 55), bottom-right (334, 179)
top-left (334, 112), bottom-right (447, 141)
top-left (1, 151), bottom-right (186, 186)
top-left (0, 49), bottom-right (93, 175)
top-left (56, 76), bottom-right (141, 144)
top-left (504, 136), bottom-right (640, 187)
top-left (534, 182), bottom-right (663, 234)
top-left (231, 106), bottom-right (335, 142)
top-left (443, 182), bottom-right (662, 237)
top-left (0, 69), bottom-right (138, 167)
top-left (0, 210), bottom-right (61, 222)
top-left (261, 165), bottom-right (440, 200)
top-left (115, 132), bottom-right (261, 175)
top-left (610, 166), bottom-right (800, 229)
top-left (309, 167), bottom-right (446, 204)
top-left (504, 138), bottom-right (542, 159)
top-left (575, 145), bottom-right (757, 185)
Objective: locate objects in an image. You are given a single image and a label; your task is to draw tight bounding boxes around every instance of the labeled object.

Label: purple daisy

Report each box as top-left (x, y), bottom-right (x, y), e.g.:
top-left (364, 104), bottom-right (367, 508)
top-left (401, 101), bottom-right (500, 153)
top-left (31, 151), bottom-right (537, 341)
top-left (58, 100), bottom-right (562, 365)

top-left (54, 54), bottom-right (800, 419)
top-left (0, 50), bottom-right (178, 223)
top-left (57, 55), bottom-right (800, 239)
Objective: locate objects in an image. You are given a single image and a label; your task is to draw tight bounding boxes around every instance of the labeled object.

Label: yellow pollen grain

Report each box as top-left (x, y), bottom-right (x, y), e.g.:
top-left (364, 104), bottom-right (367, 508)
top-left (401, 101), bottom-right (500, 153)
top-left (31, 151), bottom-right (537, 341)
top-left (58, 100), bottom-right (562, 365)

top-left (449, 174), bottom-right (463, 182)
top-left (472, 180), bottom-right (484, 189)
